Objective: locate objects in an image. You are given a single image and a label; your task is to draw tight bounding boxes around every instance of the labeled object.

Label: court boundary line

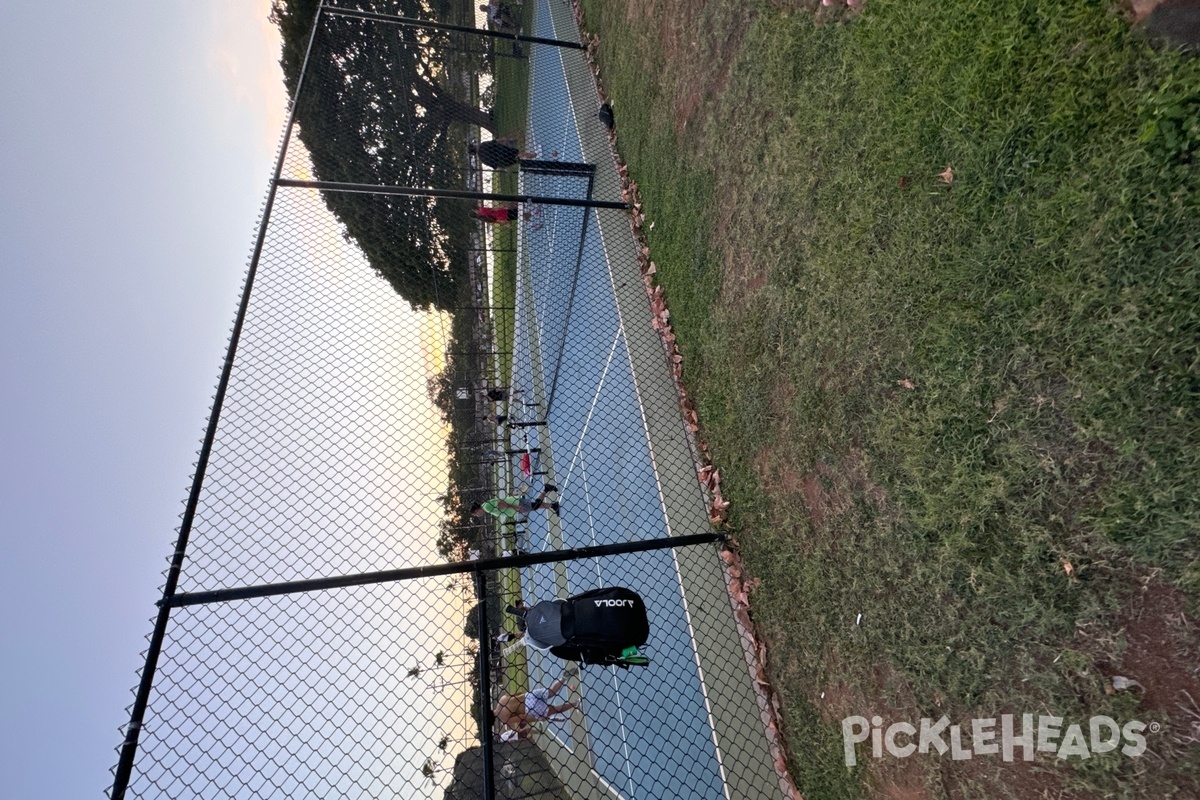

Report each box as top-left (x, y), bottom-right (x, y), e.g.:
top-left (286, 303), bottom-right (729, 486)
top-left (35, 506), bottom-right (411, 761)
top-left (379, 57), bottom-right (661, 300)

top-left (557, 326), bottom-right (622, 492)
top-left (548, 21), bottom-right (735, 781)
top-left (514, 14), bottom-right (600, 769)
top-left (518, 4), bottom-right (643, 793)
top-left (536, 729), bottom-right (624, 800)
top-left (523, 2), bottom-right (738, 797)
top-left (591, 218), bottom-right (734, 800)
top-left (542, 1), bottom-right (784, 797)
top-left (579, 459), bottom-right (637, 800)
top-left (516, 2), bottom-right (781, 797)
top-left (545, 31), bottom-right (735, 800)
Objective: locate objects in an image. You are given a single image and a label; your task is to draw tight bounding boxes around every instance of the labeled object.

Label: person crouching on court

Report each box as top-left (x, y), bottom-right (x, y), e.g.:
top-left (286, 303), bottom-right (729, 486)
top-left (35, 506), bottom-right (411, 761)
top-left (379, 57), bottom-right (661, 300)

top-left (495, 678), bottom-right (577, 737)
top-left (472, 485), bottom-right (559, 520)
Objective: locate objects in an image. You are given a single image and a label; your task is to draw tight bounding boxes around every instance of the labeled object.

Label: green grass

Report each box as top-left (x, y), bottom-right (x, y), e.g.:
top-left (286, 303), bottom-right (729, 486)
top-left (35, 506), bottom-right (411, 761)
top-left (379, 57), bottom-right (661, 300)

top-left (488, 2), bottom-right (535, 696)
top-left (579, 0), bottom-right (1199, 797)
top-left (487, 4), bottom-right (534, 388)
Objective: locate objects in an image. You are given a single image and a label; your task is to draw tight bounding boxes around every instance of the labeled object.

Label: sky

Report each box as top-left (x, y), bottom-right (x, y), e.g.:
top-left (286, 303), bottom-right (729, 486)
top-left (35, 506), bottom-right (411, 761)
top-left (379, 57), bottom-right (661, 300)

top-left (0, 2), bottom-right (291, 796)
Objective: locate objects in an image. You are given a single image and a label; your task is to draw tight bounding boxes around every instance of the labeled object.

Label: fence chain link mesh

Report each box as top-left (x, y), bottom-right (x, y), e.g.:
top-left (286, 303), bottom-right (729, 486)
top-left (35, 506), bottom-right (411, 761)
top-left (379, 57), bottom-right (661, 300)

top-left (111, 1), bottom-right (785, 798)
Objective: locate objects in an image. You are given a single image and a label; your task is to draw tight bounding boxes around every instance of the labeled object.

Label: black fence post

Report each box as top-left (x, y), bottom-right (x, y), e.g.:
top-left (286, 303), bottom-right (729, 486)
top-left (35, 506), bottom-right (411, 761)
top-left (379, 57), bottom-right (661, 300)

top-left (318, 4), bottom-right (586, 51)
top-left (274, 178), bottom-right (630, 210)
top-left (475, 571), bottom-right (497, 800)
top-left (162, 533), bottom-right (725, 607)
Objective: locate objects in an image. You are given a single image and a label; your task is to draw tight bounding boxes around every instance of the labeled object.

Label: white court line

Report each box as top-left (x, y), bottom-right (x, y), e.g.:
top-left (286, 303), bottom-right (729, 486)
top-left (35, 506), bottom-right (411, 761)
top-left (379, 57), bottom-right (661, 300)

top-left (513, 171), bottom-right (561, 567)
top-left (549, 20), bottom-right (587, 161)
top-left (524, 6), bottom-right (678, 797)
top-left (543, 1), bottom-right (734, 791)
top-left (544, 712), bottom-right (629, 800)
top-left (570, 89), bottom-right (736, 800)
top-left (558, 327), bottom-right (622, 492)
top-left (608, 665), bottom-right (637, 800)
top-left (582, 460), bottom-right (603, 587)
top-left (580, 459), bottom-right (637, 800)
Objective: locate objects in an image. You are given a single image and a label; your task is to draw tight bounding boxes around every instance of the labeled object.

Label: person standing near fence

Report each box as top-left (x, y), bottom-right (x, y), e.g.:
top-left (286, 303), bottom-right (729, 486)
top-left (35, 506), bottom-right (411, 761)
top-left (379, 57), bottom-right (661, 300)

top-left (477, 386), bottom-right (511, 401)
top-left (479, 1), bottom-right (521, 34)
top-left (471, 485), bottom-right (559, 519)
top-left (472, 205), bottom-right (519, 224)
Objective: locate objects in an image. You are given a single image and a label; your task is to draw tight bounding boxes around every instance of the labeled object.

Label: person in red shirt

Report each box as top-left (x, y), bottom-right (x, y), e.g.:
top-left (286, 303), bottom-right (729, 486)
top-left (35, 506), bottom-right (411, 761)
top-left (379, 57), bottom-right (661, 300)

top-left (472, 205), bottom-right (520, 224)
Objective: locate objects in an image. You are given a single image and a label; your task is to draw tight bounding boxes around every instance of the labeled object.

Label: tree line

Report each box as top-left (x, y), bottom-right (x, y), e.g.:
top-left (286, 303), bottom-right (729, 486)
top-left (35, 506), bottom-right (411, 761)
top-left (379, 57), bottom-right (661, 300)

top-left (271, 0), bottom-right (494, 311)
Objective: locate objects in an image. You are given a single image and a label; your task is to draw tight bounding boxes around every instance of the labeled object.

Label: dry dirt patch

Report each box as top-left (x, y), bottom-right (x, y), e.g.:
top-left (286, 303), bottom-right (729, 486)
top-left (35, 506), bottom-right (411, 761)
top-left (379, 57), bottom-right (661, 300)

top-left (1108, 578), bottom-right (1200, 725)
top-left (623, 0), bottom-right (753, 133)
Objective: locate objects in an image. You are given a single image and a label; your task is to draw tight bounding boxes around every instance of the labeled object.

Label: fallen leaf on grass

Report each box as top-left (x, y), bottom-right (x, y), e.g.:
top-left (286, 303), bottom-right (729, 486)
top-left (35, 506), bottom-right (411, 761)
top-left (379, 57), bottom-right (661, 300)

top-left (896, 378), bottom-right (916, 390)
top-left (938, 166), bottom-right (955, 185)
top-left (1061, 558), bottom-right (1075, 577)
top-left (1111, 675), bottom-right (1144, 692)
top-left (734, 607), bottom-right (752, 629)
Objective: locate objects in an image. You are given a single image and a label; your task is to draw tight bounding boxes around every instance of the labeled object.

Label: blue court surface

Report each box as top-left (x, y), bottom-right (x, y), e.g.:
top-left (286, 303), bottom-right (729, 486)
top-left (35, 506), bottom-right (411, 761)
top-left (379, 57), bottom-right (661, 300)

top-left (498, 2), bottom-right (728, 798)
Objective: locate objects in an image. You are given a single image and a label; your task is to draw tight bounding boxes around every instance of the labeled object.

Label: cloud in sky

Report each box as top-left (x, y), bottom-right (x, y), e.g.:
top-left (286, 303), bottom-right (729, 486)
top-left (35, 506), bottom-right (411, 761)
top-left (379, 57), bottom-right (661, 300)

top-left (206, 0), bottom-right (289, 159)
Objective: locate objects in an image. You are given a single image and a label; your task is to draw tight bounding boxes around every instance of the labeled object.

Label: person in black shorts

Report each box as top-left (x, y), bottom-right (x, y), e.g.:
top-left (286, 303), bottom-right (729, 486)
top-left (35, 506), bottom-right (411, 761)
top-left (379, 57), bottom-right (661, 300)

top-left (470, 138), bottom-right (535, 169)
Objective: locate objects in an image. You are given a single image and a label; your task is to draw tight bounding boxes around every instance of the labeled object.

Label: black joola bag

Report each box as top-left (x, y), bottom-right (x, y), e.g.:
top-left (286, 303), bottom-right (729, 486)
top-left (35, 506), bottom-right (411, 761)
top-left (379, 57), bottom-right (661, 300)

top-left (519, 587), bottom-right (650, 668)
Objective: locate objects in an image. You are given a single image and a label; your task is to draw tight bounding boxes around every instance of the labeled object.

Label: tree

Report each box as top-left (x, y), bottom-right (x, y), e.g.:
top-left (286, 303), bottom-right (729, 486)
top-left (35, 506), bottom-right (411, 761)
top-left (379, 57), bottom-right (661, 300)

top-left (271, 0), bottom-right (490, 310)
top-left (462, 601), bottom-right (500, 640)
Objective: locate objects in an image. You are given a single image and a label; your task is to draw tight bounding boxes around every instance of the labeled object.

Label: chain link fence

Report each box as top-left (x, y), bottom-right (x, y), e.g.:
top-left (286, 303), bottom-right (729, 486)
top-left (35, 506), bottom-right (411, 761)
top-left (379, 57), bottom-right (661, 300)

top-left (110, 1), bottom-right (784, 798)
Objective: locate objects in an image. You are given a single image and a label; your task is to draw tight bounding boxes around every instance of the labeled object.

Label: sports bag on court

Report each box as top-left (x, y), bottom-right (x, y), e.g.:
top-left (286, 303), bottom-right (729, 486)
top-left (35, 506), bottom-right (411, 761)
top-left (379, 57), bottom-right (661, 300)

top-left (521, 587), bottom-right (650, 668)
